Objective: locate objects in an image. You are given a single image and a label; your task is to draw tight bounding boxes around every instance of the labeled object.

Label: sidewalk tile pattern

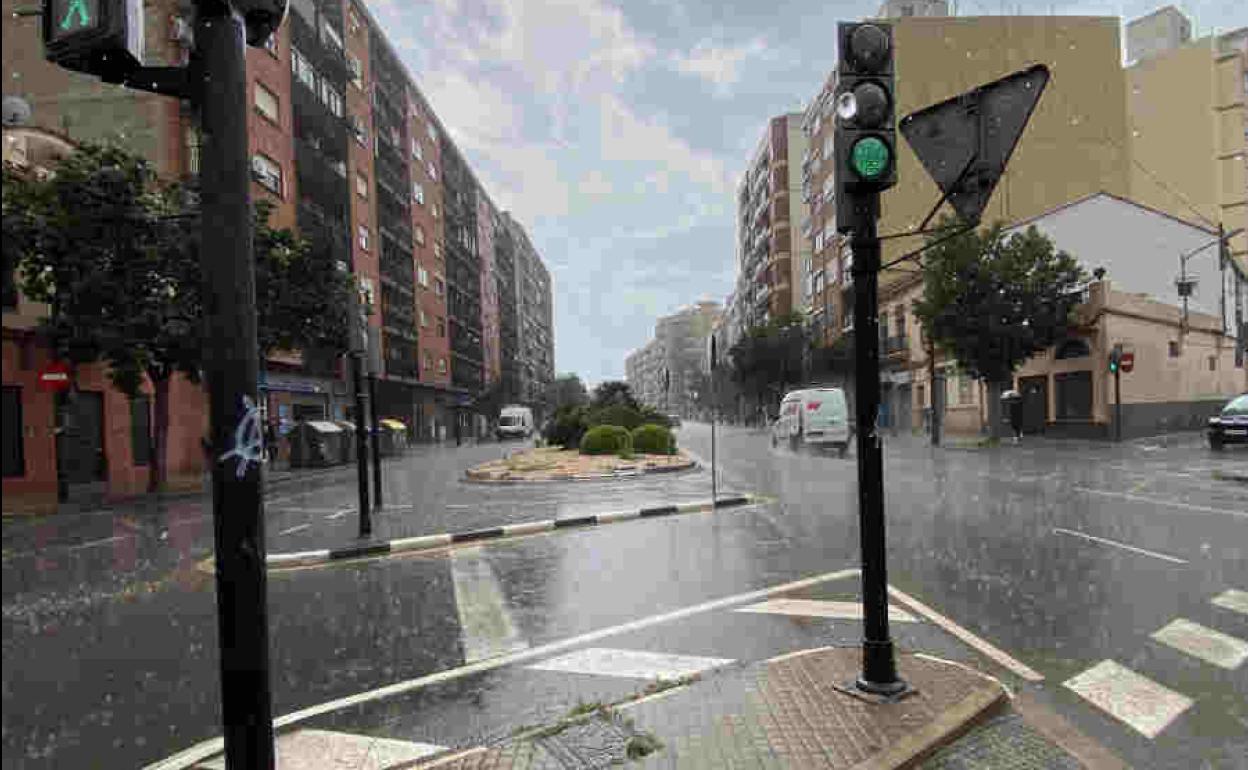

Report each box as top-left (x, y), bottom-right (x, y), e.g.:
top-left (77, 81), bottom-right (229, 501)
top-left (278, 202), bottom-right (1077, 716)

top-left (919, 713), bottom-right (1081, 769)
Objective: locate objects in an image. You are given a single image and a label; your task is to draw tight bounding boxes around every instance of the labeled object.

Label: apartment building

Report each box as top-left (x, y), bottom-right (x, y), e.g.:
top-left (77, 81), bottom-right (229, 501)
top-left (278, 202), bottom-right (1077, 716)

top-left (626, 302), bottom-right (721, 417)
top-left (625, 339), bottom-right (664, 412)
top-left (1125, 5), bottom-right (1193, 64)
top-left (736, 113), bottom-right (809, 330)
top-left (2, 0), bottom-right (553, 507)
top-left (514, 226), bottom-right (555, 415)
top-left (1126, 17), bottom-right (1247, 269)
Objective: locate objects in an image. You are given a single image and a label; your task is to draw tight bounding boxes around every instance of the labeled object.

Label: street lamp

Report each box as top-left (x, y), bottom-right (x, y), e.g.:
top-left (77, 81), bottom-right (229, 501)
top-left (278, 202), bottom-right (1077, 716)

top-left (1177, 226), bottom-right (1244, 336)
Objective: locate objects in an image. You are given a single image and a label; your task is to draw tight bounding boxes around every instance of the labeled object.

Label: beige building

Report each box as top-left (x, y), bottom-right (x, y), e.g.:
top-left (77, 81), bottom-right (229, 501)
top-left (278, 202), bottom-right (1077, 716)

top-left (737, 114), bottom-right (809, 330)
top-left (1126, 20), bottom-right (1248, 269)
top-left (803, 14), bottom-right (1132, 348)
top-left (1126, 5), bottom-right (1193, 64)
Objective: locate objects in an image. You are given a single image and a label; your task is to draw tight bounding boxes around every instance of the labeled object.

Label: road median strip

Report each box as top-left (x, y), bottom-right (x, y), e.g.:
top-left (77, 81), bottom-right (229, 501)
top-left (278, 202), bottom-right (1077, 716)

top-left (264, 494), bottom-right (760, 570)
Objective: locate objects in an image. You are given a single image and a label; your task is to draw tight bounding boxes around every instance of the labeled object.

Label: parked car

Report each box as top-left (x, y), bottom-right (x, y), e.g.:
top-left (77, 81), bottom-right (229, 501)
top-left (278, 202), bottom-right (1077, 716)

top-left (1207, 393), bottom-right (1248, 450)
top-left (496, 405), bottom-right (535, 440)
top-left (771, 387), bottom-right (852, 457)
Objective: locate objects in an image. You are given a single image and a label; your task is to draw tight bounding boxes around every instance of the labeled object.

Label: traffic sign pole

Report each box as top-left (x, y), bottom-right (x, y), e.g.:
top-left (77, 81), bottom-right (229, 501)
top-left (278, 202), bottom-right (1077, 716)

top-left (195, 4), bottom-right (274, 767)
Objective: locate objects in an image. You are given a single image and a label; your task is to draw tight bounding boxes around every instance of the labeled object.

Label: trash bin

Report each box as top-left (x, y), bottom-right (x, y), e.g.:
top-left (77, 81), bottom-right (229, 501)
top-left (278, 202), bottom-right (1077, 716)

top-left (1000, 390), bottom-right (1023, 439)
top-left (379, 419), bottom-right (408, 456)
top-left (288, 420), bottom-right (345, 468)
top-left (333, 420), bottom-right (357, 464)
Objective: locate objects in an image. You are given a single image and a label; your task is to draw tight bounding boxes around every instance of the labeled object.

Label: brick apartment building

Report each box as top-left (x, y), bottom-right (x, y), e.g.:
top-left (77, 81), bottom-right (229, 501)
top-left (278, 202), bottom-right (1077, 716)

top-left (1, 0), bottom-right (554, 510)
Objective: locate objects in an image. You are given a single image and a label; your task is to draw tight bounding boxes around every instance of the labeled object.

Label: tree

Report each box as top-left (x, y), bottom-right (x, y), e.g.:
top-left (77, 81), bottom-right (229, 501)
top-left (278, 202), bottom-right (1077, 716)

top-left (913, 216), bottom-right (1087, 438)
top-left (5, 142), bottom-right (354, 492)
top-left (727, 312), bottom-right (808, 421)
top-left (544, 373), bottom-right (588, 414)
top-left (591, 380), bottom-right (638, 410)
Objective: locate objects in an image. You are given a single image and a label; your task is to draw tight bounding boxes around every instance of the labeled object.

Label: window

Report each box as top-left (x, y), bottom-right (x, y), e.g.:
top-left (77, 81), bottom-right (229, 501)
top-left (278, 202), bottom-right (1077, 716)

top-left (358, 224), bottom-right (370, 251)
top-left (418, 266), bottom-right (429, 287)
top-left (1209, 356), bottom-right (1217, 371)
top-left (434, 277), bottom-right (444, 296)
top-left (347, 55), bottom-right (363, 89)
top-left (1169, 340), bottom-right (1180, 357)
top-left (251, 154), bottom-right (283, 196)
top-left (349, 114), bottom-right (367, 146)
top-left (254, 83), bottom-right (280, 123)
top-left (356, 171), bottom-right (368, 199)
top-left (1054, 371), bottom-right (1093, 420)
top-left (427, 161), bottom-right (437, 180)
top-left (319, 81), bottom-right (344, 117)
top-left (438, 358), bottom-right (447, 374)
top-left (184, 127), bottom-right (201, 175)
top-left (2, 386), bottom-right (23, 478)
top-left (130, 396), bottom-right (151, 467)
top-left (427, 123), bottom-right (437, 143)
top-left (321, 20), bottom-right (343, 52)
top-left (411, 138), bottom-right (423, 161)
top-left (419, 309), bottom-right (429, 327)
top-left (291, 47), bottom-right (316, 91)
top-left (434, 243), bottom-right (443, 261)
top-left (414, 225), bottom-right (425, 246)
top-left (411, 181), bottom-right (424, 205)
top-left (437, 317), bottom-right (446, 337)
top-left (431, 203), bottom-right (439, 219)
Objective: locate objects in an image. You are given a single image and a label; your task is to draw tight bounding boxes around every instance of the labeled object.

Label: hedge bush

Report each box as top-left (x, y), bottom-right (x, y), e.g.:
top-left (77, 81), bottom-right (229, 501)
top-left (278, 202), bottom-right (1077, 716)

top-left (580, 424), bottom-right (633, 455)
top-left (631, 423), bottom-right (675, 454)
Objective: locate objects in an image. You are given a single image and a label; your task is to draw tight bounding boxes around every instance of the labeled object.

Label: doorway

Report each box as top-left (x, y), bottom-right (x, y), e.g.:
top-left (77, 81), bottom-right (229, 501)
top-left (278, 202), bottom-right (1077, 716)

top-left (56, 390), bottom-right (106, 501)
top-left (1020, 375), bottom-right (1047, 434)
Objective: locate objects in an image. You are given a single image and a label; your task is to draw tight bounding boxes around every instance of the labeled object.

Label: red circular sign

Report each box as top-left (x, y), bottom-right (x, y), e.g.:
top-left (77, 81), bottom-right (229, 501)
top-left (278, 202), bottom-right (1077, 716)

top-left (1120, 352), bottom-right (1135, 373)
top-left (37, 361), bottom-right (72, 393)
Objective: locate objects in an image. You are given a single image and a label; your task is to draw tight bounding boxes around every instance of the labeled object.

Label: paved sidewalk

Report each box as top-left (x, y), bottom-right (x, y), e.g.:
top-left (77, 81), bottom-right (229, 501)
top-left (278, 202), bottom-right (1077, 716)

top-left (318, 648), bottom-right (1085, 770)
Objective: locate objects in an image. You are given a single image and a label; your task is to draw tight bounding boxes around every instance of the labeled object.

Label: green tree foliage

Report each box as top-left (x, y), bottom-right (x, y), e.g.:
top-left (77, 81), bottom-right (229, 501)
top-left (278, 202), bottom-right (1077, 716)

top-left (728, 311), bottom-right (808, 418)
top-left (590, 380), bottom-right (638, 410)
top-left (913, 216), bottom-right (1088, 437)
top-left (4, 142), bottom-right (354, 491)
top-left (543, 373), bottom-right (588, 414)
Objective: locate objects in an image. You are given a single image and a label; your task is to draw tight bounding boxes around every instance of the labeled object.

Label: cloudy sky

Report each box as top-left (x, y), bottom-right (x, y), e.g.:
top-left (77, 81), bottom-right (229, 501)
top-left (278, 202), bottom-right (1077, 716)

top-left (366, 0), bottom-right (1241, 386)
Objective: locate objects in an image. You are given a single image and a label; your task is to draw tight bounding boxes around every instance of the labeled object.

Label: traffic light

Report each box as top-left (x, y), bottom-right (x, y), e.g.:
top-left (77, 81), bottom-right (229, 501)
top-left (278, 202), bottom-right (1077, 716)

top-left (43, 0), bottom-right (144, 78)
top-left (835, 21), bottom-right (896, 233)
top-left (1108, 344), bottom-right (1122, 374)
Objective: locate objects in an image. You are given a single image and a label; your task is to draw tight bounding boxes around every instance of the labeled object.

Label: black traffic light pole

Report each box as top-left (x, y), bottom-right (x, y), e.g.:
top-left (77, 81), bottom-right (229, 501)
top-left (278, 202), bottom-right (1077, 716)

top-left (195, 4), bottom-right (274, 766)
top-left (848, 193), bottom-right (905, 695)
top-left (368, 371), bottom-right (383, 509)
top-left (352, 352), bottom-right (372, 537)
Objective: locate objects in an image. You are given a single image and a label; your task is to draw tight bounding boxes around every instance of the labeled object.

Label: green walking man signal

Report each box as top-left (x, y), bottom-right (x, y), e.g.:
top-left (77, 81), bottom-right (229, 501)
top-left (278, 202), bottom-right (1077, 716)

top-left (59, 0), bottom-right (92, 31)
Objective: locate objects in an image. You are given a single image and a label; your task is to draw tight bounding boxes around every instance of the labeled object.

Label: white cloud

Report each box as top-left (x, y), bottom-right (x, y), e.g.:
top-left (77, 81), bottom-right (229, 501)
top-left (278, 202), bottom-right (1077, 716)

top-left (598, 93), bottom-right (732, 197)
top-left (577, 169), bottom-right (614, 197)
top-left (670, 38), bottom-right (768, 95)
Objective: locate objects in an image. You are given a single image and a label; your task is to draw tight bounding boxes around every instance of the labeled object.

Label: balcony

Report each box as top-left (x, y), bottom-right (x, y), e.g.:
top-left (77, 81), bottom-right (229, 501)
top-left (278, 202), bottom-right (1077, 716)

top-left (880, 335), bottom-right (910, 359)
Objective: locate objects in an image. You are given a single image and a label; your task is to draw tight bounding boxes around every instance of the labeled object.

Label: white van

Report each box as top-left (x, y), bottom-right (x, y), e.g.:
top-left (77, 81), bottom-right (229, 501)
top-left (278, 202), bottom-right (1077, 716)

top-left (496, 405), bottom-right (535, 440)
top-left (771, 388), bottom-right (851, 456)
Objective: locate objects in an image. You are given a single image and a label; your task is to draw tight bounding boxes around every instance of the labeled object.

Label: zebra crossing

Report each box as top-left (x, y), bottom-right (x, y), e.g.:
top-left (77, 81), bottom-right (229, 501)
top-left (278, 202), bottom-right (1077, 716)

top-left (1062, 588), bottom-right (1247, 740)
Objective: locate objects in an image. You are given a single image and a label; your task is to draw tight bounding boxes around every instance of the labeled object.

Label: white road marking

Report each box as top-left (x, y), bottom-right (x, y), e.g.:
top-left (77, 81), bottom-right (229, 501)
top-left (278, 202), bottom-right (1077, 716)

top-left (736, 598), bottom-right (918, 622)
top-left (277, 524), bottom-right (311, 536)
top-left (1052, 527), bottom-right (1188, 565)
top-left (324, 510), bottom-right (349, 520)
top-left (1212, 589), bottom-right (1248, 616)
top-left (66, 534), bottom-right (132, 552)
top-left (1151, 618), bottom-right (1248, 670)
top-left (529, 647), bottom-right (733, 680)
top-left (1072, 487), bottom-right (1247, 518)
top-left (196, 729), bottom-right (444, 770)
top-left (1062, 660), bottom-right (1193, 739)
top-left (145, 567), bottom-right (860, 770)
top-left (451, 548), bottom-right (529, 663)
top-left (886, 585), bottom-right (1044, 682)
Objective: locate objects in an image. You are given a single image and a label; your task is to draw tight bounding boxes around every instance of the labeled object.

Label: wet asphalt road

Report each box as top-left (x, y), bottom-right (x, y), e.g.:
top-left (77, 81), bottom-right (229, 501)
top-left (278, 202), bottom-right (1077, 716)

top-left (2, 427), bottom-right (1246, 768)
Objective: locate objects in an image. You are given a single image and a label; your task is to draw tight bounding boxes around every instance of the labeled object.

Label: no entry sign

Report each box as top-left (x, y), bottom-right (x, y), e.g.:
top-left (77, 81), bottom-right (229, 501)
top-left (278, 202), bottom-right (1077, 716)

top-left (1120, 352), bottom-right (1135, 373)
top-left (37, 361), bottom-right (71, 393)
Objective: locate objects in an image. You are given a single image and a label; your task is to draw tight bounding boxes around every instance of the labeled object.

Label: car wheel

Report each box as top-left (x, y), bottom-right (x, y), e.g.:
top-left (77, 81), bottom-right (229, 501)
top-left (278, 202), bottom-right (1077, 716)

top-left (1209, 437), bottom-right (1224, 451)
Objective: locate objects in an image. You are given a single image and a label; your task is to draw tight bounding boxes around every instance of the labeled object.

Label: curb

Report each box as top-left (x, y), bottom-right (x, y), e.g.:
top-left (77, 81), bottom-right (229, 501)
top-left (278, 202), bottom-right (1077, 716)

top-left (463, 459), bottom-right (698, 484)
top-left (266, 494), bottom-right (758, 569)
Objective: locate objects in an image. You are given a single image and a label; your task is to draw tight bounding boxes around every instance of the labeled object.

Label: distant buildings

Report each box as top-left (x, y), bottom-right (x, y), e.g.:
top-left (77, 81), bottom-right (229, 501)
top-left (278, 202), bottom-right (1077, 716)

top-left (626, 302), bottom-right (721, 417)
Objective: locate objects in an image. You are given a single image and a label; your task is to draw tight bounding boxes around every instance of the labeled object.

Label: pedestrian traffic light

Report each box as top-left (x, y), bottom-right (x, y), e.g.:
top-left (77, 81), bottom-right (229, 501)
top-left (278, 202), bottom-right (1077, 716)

top-left (1108, 345), bottom-right (1122, 374)
top-left (835, 21), bottom-right (896, 233)
top-left (43, 0), bottom-right (144, 78)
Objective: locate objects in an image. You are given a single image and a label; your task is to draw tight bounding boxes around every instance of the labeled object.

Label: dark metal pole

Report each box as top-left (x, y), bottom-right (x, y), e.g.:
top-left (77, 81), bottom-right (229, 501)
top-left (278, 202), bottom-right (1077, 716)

top-left (1114, 364), bottom-right (1122, 443)
top-left (368, 373), bottom-right (382, 510)
top-left (849, 192), bottom-right (905, 695)
top-left (195, 2), bottom-right (274, 766)
top-left (710, 338), bottom-right (718, 507)
top-left (352, 353), bottom-right (371, 537)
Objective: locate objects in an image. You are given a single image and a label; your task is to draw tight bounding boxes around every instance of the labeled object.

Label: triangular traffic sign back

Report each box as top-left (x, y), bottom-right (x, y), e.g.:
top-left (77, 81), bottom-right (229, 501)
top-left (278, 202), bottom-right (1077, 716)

top-left (899, 64), bottom-right (1050, 225)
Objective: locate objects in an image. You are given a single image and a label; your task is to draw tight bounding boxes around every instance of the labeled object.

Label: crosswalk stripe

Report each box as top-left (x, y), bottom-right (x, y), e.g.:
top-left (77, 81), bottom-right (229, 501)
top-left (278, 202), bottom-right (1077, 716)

top-left (1062, 659), bottom-right (1193, 739)
top-left (1211, 589), bottom-right (1248, 617)
top-left (735, 598), bottom-right (918, 622)
top-left (451, 549), bottom-right (529, 663)
top-left (1151, 618), bottom-right (1248, 670)
top-left (528, 647), bottom-right (733, 680)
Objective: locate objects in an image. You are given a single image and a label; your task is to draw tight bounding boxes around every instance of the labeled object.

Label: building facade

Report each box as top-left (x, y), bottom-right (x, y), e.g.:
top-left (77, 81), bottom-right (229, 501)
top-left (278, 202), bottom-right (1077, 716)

top-left (626, 302), bottom-right (722, 418)
top-left (737, 114), bottom-right (808, 330)
top-left (1125, 5), bottom-right (1193, 64)
top-left (2, 0), bottom-right (554, 508)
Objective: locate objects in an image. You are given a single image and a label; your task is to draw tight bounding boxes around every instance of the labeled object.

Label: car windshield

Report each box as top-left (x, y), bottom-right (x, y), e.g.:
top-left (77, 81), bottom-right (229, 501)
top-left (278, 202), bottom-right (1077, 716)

top-left (1223, 395), bottom-right (1248, 416)
top-left (7, 3), bottom-right (1248, 770)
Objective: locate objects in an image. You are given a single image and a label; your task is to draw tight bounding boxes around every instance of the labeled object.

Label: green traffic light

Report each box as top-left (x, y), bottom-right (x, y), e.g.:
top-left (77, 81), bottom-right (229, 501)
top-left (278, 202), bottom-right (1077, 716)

top-left (850, 136), bottom-right (891, 180)
top-left (59, 0), bottom-right (92, 31)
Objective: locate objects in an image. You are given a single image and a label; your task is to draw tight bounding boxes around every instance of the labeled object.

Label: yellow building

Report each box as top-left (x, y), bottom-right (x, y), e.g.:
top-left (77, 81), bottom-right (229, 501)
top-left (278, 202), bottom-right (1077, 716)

top-left (1126, 25), bottom-right (1248, 267)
